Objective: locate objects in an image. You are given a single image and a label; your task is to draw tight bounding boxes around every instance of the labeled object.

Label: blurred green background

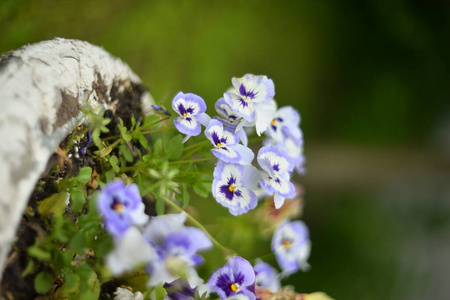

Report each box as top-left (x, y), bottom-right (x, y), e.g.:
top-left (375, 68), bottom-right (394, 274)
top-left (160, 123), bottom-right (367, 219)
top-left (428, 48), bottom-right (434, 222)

top-left (1, 0), bottom-right (450, 299)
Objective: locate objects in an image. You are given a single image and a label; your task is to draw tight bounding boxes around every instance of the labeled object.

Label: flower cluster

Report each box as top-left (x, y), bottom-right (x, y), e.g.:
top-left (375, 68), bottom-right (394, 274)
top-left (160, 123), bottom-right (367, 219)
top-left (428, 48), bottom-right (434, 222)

top-left (172, 74), bottom-right (305, 215)
top-left (93, 74), bottom-right (318, 299)
top-left (97, 182), bottom-right (212, 287)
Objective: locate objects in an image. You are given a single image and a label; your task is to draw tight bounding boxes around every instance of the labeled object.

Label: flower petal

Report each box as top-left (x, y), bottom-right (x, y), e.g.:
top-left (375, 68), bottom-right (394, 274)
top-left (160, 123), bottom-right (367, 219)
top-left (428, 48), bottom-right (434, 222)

top-left (174, 116), bottom-right (201, 136)
top-left (106, 227), bottom-right (156, 276)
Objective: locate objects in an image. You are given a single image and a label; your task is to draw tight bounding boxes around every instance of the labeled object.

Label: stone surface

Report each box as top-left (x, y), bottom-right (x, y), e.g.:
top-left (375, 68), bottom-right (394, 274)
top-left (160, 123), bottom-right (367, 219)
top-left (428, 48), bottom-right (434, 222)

top-left (0, 38), bottom-right (152, 279)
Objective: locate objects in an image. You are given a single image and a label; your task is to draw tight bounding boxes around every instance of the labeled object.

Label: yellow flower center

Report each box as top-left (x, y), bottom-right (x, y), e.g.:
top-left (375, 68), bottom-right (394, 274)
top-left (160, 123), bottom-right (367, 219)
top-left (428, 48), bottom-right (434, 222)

top-left (113, 203), bottom-right (123, 212)
top-left (216, 142), bottom-right (222, 147)
top-left (271, 119), bottom-right (277, 125)
top-left (183, 112), bottom-right (187, 117)
top-left (228, 186), bottom-right (235, 192)
top-left (282, 239), bottom-right (292, 247)
top-left (230, 283), bottom-right (238, 292)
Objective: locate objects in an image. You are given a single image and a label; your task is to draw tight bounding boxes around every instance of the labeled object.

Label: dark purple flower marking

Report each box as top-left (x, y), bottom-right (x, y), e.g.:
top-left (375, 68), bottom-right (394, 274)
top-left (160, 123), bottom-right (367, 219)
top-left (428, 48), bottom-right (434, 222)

top-left (177, 102), bottom-right (195, 117)
top-left (220, 176), bottom-right (242, 201)
top-left (219, 175), bottom-right (243, 201)
top-left (211, 131), bottom-right (229, 148)
top-left (239, 84), bottom-right (258, 99)
top-left (270, 117), bottom-right (284, 132)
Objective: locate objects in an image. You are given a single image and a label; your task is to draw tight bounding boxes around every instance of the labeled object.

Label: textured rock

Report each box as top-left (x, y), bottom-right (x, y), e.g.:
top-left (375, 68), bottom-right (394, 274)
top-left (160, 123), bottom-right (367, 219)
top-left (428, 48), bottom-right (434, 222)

top-left (0, 38), bottom-right (152, 279)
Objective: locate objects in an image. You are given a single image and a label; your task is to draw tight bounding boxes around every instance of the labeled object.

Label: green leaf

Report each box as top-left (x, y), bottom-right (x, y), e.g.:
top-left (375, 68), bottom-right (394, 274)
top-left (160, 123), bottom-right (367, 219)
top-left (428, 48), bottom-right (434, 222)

top-left (119, 144), bottom-right (133, 162)
top-left (51, 215), bottom-right (70, 243)
top-left (142, 114), bottom-right (160, 128)
top-left (65, 273), bottom-right (79, 290)
top-left (167, 135), bottom-right (184, 160)
top-left (28, 245), bottom-right (51, 261)
top-left (193, 182), bottom-right (211, 198)
top-left (182, 186), bottom-right (190, 208)
top-left (53, 273), bottom-right (80, 298)
top-left (148, 169), bottom-right (161, 179)
top-left (21, 259), bottom-right (34, 277)
top-left (154, 282), bottom-right (167, 300)
top-left (136, 133), bottom-right (149, 148)
top-left (156, 197), bottom-right (165, 215)
top-left (77, 167), bottom-right (92, 184)
top-left (105, 169), bottom-right (115, 182)
top-left (77, 265), bottom-right (100, 300)
top-left (118, 117), bottom-right (132, 141)
top-left (153, 138), bottom-right (163, 156)
top-left (175, 184), bottom-right (190, 208)
top-left (34, 271), bottom-right (53, 294)
top-left (131, 115), bottom-right (137, 130)
top-left (70, 188), bottom-right (85, 213)
top-left (109, 155), bottom-right (120, 173)
top-left (69, 231), bottom-right (86, 254)
top-left (91, 128), bottom-right (102, 149)
top-left (38, 192), bottom-right (68, 217)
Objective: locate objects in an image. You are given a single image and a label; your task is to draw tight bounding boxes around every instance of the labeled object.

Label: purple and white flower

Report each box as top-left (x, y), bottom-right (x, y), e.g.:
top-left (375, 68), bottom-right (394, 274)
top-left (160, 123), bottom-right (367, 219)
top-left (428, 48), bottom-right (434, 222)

top-left (223, 74), bottom-right (276, 136)
top-left (271, 220), bottom-right (311, 276)
top-left (205, 120), bottom-right (254, 165)
top-left (106, 227), bottom-right (156, 276)
top-left (214, 98), bottom-right (249, 145)
top-left (257, 146), bottom-right (296, 209)
top-left (253, 259), bottom-right (281, 292)
top-left (264, 134), bottom-right (306, 175)
top-left (172, 92), bottom-right (211, 142)
top-left (143, 213), bottom-right (213, 286)
top-left (212, 161), bottom-right (260, 216)
top-left (97, 181), bottom-right (148, 237)
top-left (265, 106), bottom-right (302, 144)
top-left (208, 256), bottom-right (256, 300)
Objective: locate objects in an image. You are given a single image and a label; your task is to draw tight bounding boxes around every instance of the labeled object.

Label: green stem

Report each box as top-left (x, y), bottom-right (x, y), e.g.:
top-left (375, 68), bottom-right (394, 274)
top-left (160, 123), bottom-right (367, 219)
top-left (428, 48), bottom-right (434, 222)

top-left (170, 157), bottom-right (215, 164)
top-left (145, 116), bottom-right (171, 128)
top-left (181, 143), bottom-right (210, 160)
top-left (250, 252), bottom-right (274, 262)
top-left (139, 126), bottom-right (175, 135)
top-left (178, 171), bottom-right (213, 176)
top-left (182, 140), bottom-right (209, 152)
top-left (162, 196), bottom-right (236, 258)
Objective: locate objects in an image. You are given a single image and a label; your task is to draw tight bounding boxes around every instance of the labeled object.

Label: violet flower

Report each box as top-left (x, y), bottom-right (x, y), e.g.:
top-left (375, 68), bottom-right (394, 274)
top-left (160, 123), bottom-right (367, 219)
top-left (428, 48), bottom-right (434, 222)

top-left (208, 256), bottom-right (256, 300)
top-left (223, 74), bottom-right (276, 136)
top-left (271, 220), bottom-right (311, 276)
top-left (143, 213), bottom-right (212, 287)
top-left (172, 92), bottom-right (211, 142)
top-left (97, 181), bottom-right (148, 237)
top-left (264, 134), bottom-right (306, 175)
top-left (253, 259), bottom-right (281, 292)
top-left (257, 145), bottom-right (296, 209)
top-left (212, 161), bottom-right (260, 216)
top-left (265, 106), bottom-right (302, 144)
top-left (205, 119), bottom-right (254, 165)
top-left (214, 98), bottom-right (249, 146)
